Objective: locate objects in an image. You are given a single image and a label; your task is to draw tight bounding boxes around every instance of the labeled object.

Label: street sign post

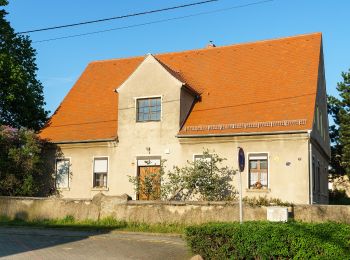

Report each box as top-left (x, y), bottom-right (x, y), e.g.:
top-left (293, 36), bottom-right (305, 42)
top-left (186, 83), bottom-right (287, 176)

top-left (238, 147), bottom-right (245, 224)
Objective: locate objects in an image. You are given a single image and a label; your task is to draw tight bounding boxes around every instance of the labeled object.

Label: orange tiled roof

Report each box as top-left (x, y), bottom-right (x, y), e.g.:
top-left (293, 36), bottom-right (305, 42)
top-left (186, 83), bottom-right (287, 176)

top-left (40, 33), bottom-right (322, 142)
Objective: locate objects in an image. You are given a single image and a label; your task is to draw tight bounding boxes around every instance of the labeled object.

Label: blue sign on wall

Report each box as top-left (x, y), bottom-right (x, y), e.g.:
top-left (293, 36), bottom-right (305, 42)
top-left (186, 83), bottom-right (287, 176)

top-left (238, 147), bottom-right (245, 172)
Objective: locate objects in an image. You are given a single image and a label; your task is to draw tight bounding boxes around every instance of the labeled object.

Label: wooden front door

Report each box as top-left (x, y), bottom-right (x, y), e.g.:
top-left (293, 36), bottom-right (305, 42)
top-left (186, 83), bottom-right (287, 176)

top-left (138, 166), bottom-right (161, 200)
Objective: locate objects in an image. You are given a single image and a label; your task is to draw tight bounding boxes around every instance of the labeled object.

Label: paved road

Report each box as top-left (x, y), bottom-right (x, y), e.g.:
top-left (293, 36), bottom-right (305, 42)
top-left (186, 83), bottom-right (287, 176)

top-left (0, 227), bottom-right (191, 260)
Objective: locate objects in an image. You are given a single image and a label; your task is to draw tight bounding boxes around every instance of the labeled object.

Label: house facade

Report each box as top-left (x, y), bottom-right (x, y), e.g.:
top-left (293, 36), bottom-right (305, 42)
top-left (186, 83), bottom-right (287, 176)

top-left (40, 33), bottom-right (330, 204)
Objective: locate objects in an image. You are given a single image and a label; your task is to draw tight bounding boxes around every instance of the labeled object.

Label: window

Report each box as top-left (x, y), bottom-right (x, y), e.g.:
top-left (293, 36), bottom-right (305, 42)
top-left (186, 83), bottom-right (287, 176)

top-left (93, 157), bottom-right (108, 188)
top-left (56, 158), bottom-right (70, 189)
top-left (249, 154), bottom-right (268, 189)
top-left (136, 97), bottom-right (161, 122)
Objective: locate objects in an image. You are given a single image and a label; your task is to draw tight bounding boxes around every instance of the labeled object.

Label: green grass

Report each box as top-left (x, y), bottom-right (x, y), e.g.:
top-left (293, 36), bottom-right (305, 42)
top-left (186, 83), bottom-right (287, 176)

top-left (0, 215), bottom-right (186, 234)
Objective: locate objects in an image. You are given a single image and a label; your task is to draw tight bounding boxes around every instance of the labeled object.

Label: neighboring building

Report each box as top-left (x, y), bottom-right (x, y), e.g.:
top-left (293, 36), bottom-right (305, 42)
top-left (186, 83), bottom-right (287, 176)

top-left (40, 32), bottom-right (330, 204)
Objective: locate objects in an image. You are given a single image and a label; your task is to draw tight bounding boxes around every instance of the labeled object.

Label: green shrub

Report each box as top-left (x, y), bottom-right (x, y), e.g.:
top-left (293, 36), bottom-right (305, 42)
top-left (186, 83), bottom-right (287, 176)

top-left (329, 189), bottom-right (350, 205)
top-left (243, 195), bottom-right (293, 207)
top-left (185, 222), bottom-right (350, 259)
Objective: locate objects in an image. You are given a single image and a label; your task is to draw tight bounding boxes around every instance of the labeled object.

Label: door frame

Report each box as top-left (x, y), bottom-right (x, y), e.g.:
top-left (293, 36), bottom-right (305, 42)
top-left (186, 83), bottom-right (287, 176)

top-left (135, 155), bottom-right (161, 200)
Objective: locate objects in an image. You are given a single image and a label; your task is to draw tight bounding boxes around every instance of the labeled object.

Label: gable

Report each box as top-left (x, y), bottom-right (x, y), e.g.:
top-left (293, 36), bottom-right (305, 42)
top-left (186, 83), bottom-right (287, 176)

top-left (116, 54), bottom-right (185, 94)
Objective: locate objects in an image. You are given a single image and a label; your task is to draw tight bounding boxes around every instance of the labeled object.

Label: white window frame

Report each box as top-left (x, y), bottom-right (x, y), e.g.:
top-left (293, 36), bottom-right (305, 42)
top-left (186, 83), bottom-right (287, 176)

top-left (247, 152), bottom-right (270, 189)
top-left (193, 153), bottom-right (213, 163)
top-left (92, 156), bottom-right (109, 189)
top-left (55, 157), bottom-right (71, 190)
top-left (134, 95), bottom-right (162, 122)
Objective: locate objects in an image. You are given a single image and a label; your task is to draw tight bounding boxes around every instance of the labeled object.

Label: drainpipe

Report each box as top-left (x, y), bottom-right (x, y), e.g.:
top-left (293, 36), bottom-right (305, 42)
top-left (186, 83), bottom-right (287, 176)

top-left (308, 130), bottom-right (313, 205)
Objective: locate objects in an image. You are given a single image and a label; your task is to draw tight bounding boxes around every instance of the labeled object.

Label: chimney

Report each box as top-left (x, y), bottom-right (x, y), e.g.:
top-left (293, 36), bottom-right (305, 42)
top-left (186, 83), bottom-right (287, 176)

top-left (206, 40), bottom-right (216, 48)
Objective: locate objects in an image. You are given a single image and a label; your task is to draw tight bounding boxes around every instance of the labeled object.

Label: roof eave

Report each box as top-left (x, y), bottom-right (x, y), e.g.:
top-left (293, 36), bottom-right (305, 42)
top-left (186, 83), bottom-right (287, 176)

top-left (45, 137), bottom-right (118, 144)
top-left (176, 129), bottom-right (311, 138)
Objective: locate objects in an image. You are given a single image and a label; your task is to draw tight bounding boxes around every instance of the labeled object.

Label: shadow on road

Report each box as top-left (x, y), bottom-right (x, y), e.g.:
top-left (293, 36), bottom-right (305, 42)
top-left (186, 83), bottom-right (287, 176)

top-left (0, 226), bottom-right (109, 258)
top-left (0, 226), bottom-right (190, 260)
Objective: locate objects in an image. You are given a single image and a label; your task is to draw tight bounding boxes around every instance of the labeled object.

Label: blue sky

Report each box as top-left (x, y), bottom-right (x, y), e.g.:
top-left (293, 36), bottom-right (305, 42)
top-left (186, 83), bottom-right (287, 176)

top-left (5, 0), bottom-right (350, 114)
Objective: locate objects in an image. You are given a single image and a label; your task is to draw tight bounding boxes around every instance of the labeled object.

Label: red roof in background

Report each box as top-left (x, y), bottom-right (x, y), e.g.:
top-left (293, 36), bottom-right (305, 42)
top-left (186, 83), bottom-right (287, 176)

top-left (39, 33), bottom-right (322, 142)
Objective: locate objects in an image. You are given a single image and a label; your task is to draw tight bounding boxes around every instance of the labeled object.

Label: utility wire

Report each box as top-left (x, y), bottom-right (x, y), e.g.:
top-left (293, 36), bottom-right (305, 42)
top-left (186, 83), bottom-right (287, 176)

top-left (46, 92), bottom-right (312, 128)
top-left (33, 0), bottom-right (274, 43)
top-left (17, 0), bottom-right (218, 34)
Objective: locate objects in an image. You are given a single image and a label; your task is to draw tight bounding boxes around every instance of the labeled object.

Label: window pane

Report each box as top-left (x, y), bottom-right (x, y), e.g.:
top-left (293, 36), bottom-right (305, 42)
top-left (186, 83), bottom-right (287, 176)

top-left (260, 160), bottom-right (268, 169)
top-left (150, 105), bottom-right (158, 112)
top-left (250, 172), bottom-right (258, 186)
top-left (138, 100), bottom-right (146, 108)
top-left (94, 173), bottom-right (107, 188)
top-left (250, 160), bottom-right (258, 169)
top-left (94, 158), bottom-right (108, 173)
top-left (150, 113), bottom-right (157, 120)
top-left (56, 159), bottom-right (69, 188)
top-left (155, 112), bottom-right (161, 120)
top-left (261, 172), bottom-right (268, 186)
top-left (151, 99), bottom-right (157, 106)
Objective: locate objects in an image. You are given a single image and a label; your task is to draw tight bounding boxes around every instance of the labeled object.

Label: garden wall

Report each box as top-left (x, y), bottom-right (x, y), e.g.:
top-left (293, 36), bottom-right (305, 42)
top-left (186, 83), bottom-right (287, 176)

top-left (1, 194), bottom-right (350, 224)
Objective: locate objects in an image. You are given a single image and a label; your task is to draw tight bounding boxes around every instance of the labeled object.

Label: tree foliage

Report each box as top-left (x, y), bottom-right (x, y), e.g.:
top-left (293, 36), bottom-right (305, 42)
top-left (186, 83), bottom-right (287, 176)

top-left (328, 69), bottom-right (350, 176)
top-left (0, 126), bottom-right (58, 196)
top-left (0, 1), bottom-right (48, 131)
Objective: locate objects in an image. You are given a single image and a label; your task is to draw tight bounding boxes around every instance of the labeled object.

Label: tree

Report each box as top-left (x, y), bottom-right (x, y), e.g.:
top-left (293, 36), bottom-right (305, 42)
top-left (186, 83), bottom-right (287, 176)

top-left (0, 126), bottom-right (59, 196)
top-left (0, 0), bottom-right (48, 131)
top-left (163, 152), bottom-right (236, 201)
top-left (328, 69), bottom-right (350, 176)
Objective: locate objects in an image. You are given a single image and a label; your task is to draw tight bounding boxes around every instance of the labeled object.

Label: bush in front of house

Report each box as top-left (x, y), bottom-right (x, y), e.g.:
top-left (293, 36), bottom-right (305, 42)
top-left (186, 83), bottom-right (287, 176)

top-left (185, 222), bottom-right (350, 259)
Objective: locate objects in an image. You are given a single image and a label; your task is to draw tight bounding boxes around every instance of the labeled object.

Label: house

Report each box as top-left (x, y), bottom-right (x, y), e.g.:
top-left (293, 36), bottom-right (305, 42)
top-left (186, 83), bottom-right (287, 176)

top-left (40, 32), bottom-right (330, 204)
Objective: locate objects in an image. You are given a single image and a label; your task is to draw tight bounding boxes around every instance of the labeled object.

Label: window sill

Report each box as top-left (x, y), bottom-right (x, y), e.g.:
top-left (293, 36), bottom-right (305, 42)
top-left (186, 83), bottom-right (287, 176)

top-left (57, 187), bottom-right (70, 191)
top-left (246, 188), bottom-right (271, 193)
top-left (91, 187), bottom-right (109, 191)
top-left (136, 120), bottom-right (161, 123)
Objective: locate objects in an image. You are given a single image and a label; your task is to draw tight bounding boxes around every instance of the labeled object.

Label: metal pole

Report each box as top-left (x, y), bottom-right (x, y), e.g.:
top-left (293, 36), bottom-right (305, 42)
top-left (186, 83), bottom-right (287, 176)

top-left (239, 170), bottom-right (243, 224)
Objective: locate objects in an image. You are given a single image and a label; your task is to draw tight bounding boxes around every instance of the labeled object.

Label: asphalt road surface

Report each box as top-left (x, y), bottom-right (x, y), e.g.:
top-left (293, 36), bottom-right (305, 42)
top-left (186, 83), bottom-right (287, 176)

top-left (0, 227), bottom-right (191, 260)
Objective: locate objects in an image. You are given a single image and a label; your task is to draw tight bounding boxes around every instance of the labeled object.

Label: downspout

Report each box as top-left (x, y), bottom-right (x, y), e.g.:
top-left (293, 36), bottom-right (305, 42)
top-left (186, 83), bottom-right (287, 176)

top-left (308, 130), bottom-right (313, 205)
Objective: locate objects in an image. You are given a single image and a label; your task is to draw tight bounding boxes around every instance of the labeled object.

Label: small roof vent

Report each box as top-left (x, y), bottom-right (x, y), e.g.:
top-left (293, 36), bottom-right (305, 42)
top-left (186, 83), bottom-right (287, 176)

top-left (206, 40), bottom-right (216, 48)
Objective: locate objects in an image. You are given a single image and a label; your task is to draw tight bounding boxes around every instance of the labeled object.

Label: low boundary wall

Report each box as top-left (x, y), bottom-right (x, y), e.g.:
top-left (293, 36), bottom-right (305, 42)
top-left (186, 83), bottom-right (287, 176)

top-left (0, 194), bottom-right (349, 224)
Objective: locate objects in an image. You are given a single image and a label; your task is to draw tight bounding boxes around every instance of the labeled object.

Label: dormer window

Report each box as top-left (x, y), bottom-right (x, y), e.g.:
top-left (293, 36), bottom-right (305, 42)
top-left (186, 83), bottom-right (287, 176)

top-left (136, 97), bottom-right (161, 122)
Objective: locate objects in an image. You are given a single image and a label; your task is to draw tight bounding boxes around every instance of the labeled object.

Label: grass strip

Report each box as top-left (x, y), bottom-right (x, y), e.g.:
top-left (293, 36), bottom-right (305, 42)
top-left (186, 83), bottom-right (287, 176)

top-left (0, 215), bottom-right (186, 234)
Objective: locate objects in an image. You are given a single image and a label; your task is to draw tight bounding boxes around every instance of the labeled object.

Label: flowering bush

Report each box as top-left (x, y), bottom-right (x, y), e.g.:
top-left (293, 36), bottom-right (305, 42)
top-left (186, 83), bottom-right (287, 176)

top-left (0, 125), bottom-right (58, 196)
